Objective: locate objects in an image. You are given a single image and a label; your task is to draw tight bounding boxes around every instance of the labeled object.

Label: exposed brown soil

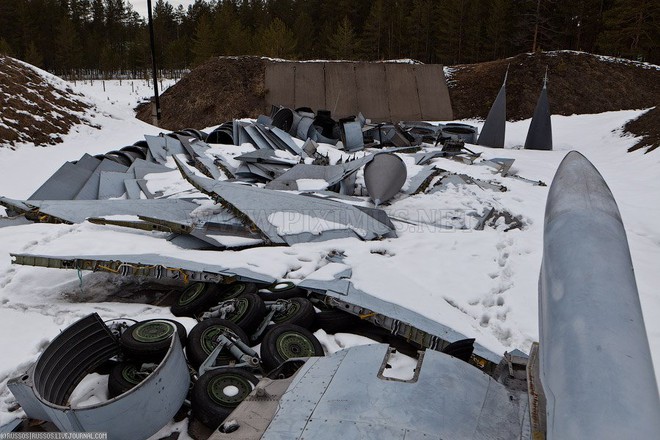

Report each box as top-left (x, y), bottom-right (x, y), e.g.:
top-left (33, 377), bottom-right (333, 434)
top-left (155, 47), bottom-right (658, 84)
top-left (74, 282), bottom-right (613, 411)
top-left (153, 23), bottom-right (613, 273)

top-left (135, 56), bottom-right (266, 131)
top-left (624, 107), bottom-right (658, 153)
top-left (447, 51), bottom-right (660, 121)
top-left (447, 51), bottom-right (659, 153)
top-left (0, 55), bottom-right (94, 149)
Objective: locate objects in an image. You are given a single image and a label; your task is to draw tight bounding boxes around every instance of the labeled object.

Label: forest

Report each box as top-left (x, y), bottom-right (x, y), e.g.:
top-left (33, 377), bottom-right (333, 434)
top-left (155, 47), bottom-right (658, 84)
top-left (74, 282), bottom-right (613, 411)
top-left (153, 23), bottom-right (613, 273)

top-left (0, 0), bottom-right (657, 78)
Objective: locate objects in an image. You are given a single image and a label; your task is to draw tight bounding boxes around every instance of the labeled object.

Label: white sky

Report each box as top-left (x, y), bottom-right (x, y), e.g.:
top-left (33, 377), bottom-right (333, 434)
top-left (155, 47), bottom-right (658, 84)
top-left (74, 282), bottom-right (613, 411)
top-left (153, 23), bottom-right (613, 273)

top-left (128, 0), bottom-right (196, 17)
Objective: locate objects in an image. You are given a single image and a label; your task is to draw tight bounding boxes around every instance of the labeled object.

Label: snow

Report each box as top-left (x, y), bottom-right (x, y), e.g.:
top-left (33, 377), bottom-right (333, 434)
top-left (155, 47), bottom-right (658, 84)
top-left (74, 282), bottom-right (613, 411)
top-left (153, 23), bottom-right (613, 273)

top-left (0, 63), bottom-right (659, 432)
top-left (296, 178), bottom-right (330, 191)
top-left (267, 211), bottom-right (366, 237)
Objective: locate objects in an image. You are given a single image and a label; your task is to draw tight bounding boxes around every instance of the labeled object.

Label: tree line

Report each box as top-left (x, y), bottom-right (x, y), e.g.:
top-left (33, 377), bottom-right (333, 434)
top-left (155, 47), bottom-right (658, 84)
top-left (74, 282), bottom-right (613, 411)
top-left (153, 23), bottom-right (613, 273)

top-left (0, 0), bottom-right (657, 79)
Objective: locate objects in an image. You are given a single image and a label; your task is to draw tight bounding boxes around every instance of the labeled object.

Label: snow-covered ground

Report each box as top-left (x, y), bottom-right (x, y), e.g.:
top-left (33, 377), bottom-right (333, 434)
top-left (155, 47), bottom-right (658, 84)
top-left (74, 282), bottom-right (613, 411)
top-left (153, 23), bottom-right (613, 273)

top-left (0, 70), bottom-right (658, 435)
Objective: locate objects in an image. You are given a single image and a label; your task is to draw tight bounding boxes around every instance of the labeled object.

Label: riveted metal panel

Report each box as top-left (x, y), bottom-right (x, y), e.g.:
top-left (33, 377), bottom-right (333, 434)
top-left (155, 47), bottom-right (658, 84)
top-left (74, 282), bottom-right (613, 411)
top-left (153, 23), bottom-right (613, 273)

top-left (261, 345), bottom-right (526, 439)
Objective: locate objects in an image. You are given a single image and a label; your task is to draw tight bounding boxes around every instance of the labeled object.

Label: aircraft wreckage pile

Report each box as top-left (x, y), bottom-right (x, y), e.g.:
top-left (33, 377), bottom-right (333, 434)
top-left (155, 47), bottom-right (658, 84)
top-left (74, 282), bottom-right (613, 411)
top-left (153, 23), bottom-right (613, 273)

top-left (8, 78), bottom-right (657, 440)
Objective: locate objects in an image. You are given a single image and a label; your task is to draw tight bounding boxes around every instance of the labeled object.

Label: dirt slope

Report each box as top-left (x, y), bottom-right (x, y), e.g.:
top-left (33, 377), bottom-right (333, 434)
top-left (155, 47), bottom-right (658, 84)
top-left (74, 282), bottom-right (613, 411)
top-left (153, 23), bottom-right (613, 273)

top-left (447, 51), bottom-right (659, 120)
top-left (0, 55), bottom-right (94, 149)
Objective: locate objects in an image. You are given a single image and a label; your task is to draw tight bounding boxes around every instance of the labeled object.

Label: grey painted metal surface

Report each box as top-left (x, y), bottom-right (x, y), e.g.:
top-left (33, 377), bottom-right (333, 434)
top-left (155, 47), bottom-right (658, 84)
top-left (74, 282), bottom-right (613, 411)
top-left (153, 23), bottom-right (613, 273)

top-left (130, 159), bottom-right (171, 180)
top-left (144, 134), bottom-right (187, 163)
top-left (209, 375), bottom-right (297, 440)
top-left (8, 313), bottom-right (189, 440)
top-left (123, 179), bottom-right (142, 199)
top-left (73, 159), bottom-right (129, 200)
top-left (340, 120), bottom-right (364, 152)
top-left (402, 165), bottom-right (437, 194)
top-left (2, 199), bottom-right (201, 224)
top-left (75, 153), bottom-right (103, 171)
top-left (176, 158), bottom-right (395, 244)
top-left (195, 156), bottom-right (224, 180)
top-left (29, 162), bottom-right (96, 201)
top-left (11, 252), bottom-right (277, 284)
top-left (524, 78), bottom-right (552, 151)
top-left (363, 153), bottom-right (407, 205)
top-left (299, 269), bottom-right (501, 365)
top-left (265, 164), bottom-right (345, 191)
top-left (236, 149), bottom-right (298, 165)
top-left (539, 151), bottom-right (660, 439)
top-left (0, 216), bottom-right (31, 228)
top-left (478, 71), bottom-right (507, 148)
top-left (0, 419), bottom-right (22, 433)
top-left (98, 171), bottom-right (131, 199)
top-left (269, 126), bottom-right (305, 156)
top-left (259, 344), bottom-right (526, 439)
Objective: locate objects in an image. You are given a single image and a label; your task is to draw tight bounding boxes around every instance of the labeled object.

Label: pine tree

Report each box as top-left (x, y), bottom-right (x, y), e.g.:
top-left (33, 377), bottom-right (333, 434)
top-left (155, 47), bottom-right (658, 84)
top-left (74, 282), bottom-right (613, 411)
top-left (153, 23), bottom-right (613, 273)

top-left (485, 0), bottom-right (510, 59)
top-left (598, 0), bottom-right (659, 62)
top-left (405, 0), bottom-right (434, 62)
top-left (257, 18), bottom-right (297, 58)
top-left (436, 0), bottom-right (466, 64)
top-left (55, 18), bottom-right (83, 76)
top-left (192, 14), bottom-right (216, 65)
top-left (0, 38), bottom-right (14, 56)
top-left (214, 1), bottom-right (251, 56)
top-left (360, 0), bottom-right (385, 60)
top-left (24, 41), bottom-right (44, 67)
top-left (293, 11), bottom-right (316, 59)
top-left (326, 16), bottom-right (360, 60)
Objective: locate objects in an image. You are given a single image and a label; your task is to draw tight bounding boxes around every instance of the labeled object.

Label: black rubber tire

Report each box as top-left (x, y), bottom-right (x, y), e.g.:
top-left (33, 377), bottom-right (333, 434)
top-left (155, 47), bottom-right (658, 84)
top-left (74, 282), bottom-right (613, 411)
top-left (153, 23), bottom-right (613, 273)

top-left (222, 293), bottom-right (266, 335)
top-left (191, 368), bottom-right (259, 429)
top-left (260, 324), bottom-right (324, 372)
top-left (258, 281), bottom-right (308, 301)
top-left (120, 319), bottom-right (186, 361)
top-left (271, 298), bottom-right (315, 329)
top-left (171, 282), bottom-right (221, 317)
top-left (216, 282), bottom-right (258, 301)
top-left (186, 319), bottom-right (250, 370)
top-left (108, 361), bottom-right (149, 398)
top-left (314, 309), bottom-right (361, 334)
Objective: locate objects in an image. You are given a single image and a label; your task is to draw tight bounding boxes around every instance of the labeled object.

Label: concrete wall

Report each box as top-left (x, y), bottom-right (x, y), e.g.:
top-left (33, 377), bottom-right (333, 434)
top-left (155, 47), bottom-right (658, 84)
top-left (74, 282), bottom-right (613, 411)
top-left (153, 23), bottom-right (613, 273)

top-left (265, 61), bottom-right (453, 122)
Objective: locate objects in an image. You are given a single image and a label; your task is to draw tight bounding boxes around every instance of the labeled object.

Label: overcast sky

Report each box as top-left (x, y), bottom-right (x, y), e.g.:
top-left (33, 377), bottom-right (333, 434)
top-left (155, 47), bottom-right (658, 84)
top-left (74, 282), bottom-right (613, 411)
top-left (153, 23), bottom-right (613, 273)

top-left (128, 0), bottom-right (196, 17)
